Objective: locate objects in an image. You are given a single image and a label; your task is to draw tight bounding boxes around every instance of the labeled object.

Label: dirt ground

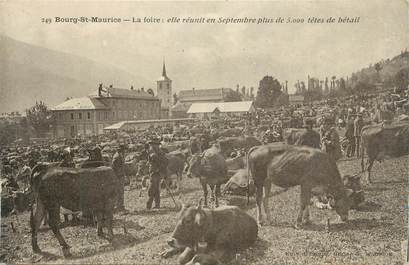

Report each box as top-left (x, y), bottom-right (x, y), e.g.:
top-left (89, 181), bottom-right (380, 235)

top-left (1, 155), bottom-right (408, 265)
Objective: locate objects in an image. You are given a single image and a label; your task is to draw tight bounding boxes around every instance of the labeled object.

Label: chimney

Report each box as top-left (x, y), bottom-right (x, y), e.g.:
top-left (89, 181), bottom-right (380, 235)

top-left (141, 87), bottom-right (144, 92)
top-left (130, 86), bottom-right (134, 90)
top-left (192, 87), bottom-right (195, 94)
top-left (109, 84), bottom-right (113, 88)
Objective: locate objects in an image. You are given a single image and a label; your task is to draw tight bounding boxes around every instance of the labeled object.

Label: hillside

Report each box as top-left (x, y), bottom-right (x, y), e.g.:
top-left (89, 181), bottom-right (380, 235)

top-left (350, 50), bottom-right (409, 88)
top-left (0, 35), bottom-right (149, 113)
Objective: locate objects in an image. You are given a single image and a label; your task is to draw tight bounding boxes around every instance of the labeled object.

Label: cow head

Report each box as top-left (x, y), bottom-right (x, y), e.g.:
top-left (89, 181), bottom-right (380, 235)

top-left (332, 189), bottom-right (354, 222)
top-left (186, 154), bottom-right (202, 178)
top-left (30, 163), bottom-right (50, 188)
top-left (167, 200), bottom-right (207, 249)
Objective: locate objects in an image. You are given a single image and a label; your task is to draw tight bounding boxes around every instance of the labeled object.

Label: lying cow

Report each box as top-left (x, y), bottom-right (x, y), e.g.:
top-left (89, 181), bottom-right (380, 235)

top-left (161, 202), bottom-right (258, 265)
top-left (30, 164), bottom-right (119, 257)
top-left (247, 143), bottom-right (351, 228)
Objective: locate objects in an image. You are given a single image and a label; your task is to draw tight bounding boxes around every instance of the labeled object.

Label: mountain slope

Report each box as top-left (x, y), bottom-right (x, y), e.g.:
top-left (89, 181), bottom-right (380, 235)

top-left (0, 35), bottom-right (149, 113)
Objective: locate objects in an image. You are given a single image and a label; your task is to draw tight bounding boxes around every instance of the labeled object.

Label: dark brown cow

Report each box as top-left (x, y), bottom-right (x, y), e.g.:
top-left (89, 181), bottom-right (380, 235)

top-left (360, 122), bottom-right (409, 184)
top-left (247, 143), bottom-right (351, 227)
top-left (217, 136), bottom-right (261, 158)
top-left (162, 152), bottom-right (186, 192)
top-left (30, 165), bottom-right (119, 257)
top-left (186, 146), bottom-right (228, 207)
top-left (162, 202), bottom-right (258, 265)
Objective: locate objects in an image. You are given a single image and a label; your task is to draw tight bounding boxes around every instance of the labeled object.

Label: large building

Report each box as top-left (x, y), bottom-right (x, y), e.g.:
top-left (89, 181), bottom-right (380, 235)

top-left (157, 60), bottom-right (172, 118)
top-left (178, 88), bottom-right (235, 105)
top-left (187, 101), bottom-right (255, 119)
top-left (52, 86), bottom-right (160, 138)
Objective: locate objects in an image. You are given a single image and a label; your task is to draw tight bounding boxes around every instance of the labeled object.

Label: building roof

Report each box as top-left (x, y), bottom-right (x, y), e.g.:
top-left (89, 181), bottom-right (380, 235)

top-left (89, 87), bottom-right (156, 99)
top-left (52, 97), bottom-right (109, 111)
top-left (179, 88), bottom-right (233, 102)
top-left (104, 118), bottom-right (195, 131)
top-left (187, 101), bottom-right (254, 114)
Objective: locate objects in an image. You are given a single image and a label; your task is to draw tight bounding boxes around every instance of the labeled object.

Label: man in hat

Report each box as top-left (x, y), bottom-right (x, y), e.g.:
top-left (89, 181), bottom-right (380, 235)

top-left (344, 114), bottom-right (356, 157)
top-left (295, 118), bottom-right (320, 149)
top-left (112, 144), bottom-right (127, 212)
top-left (354, 113), bottom-right (364, 158)
top-left (146, 138), bottom-right (168, 210)
top-left (321, 116), bottom-right (342, 161)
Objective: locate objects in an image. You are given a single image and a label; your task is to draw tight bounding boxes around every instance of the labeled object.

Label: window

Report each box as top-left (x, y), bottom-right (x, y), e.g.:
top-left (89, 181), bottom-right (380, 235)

top-left (167, 83), bottom-right (170, 89)
top-left (78, 113), bottom-right (82, 119)
top-left (112, 112), bottom-right (115, 119)
top-left (87, 112), bottom-right (91, 119)
top-left (58, 113), bottom-right (63, 120)
top-left (71, 113), bottom-right (74, 120)
top-left (159, 83), bottom-right (162, 89)
top-left (104, 112), bottom-right (108, 120)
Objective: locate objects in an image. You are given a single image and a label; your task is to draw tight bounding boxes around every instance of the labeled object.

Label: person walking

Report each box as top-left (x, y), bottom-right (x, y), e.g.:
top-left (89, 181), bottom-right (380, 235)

top-left (354, 113), bottom-right (364, 158)
top-left (112, 144), bottom-right (127, 212)
top-left (146, 138), bottom-right (168, 210)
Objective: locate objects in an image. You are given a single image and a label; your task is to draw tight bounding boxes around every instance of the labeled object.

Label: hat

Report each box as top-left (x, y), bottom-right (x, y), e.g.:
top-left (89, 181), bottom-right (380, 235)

top-left (148, 137), bottom-right (161, 145)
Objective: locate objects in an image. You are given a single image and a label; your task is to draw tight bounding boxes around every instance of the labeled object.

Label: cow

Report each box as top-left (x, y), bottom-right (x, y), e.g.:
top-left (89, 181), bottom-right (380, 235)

top-left (217, 136), bottom-right (261, 158)
top-left (161, 152), bottom-right (186, 192)
top-left (360, 122), bottom-right (409, 184)
top-left (161, 201), bottom-right (258, 265)
top-left (30, 164), bottom-right (119, 257)
top-left (186, 146), bottom-right (228, 207)
top-left (225, 154), bottom-right (245, 171)
top-left (222, 169), bottom-right (255, 196)
top-left (247, 143), bottom-right (351, 228)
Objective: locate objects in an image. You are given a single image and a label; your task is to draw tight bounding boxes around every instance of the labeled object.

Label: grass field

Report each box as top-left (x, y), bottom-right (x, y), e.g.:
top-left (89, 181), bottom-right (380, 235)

top-left (1, 155), bottom-right (408, 265)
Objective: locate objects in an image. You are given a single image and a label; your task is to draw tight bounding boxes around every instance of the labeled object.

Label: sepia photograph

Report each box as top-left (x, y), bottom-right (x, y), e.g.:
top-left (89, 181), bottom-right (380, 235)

top-left (0, 0), bottom-right (408, 264)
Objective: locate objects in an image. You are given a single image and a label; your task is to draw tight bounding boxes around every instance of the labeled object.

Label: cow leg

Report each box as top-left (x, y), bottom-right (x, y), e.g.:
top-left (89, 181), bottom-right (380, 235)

top-left (48, 207), bottom-right (71, 257)
top-left (96, 211), bottom-right (104, 237)
top-left (255, 184), bottom-right (264, 226)
top-left (263, 178), bottom-right (272, 225)
top-left (296, 185), bottom-right (312, 229)
top-left (30, 198), bottom-right (46, 253)
top-left (215, 185), bottom-right (221, 208)
top-left (105, 211), bottom-right (114, 240)
top-left (177, 172), bottom-right (182, 193)
top-left (177, 247), bottom-right (195, 265)
top-left (365, 158), bottom-right (375, 184)
top-left (201, 180), bottom-right (209, 207)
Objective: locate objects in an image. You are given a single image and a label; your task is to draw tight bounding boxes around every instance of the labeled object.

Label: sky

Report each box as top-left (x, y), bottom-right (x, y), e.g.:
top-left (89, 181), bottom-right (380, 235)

top-left (1, 0), bottom-right (408, 94)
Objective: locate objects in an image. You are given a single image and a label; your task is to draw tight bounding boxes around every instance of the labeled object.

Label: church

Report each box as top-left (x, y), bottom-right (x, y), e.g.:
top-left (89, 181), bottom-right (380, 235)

top-left (51, 61), bottom-right (172, 138)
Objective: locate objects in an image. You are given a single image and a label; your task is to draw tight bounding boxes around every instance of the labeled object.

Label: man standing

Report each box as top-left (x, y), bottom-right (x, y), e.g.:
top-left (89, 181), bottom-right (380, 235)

top-left (354, 113), bottom-right (364, 158)
top-left (112, 144), bottom-right (127, 212)
top-left (321, 117), bottom-right (342, 161)
top-left (345, 114), bottom-right (356, 157)
top-left (295, 118), bottom-right (320, 149)
top-left (146, 138), bottom-right (168, 210)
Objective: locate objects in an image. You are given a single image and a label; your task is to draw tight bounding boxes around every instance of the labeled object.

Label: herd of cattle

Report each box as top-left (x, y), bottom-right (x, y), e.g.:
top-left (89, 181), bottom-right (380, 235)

top-left (1, 116), bottom-right (409, 264)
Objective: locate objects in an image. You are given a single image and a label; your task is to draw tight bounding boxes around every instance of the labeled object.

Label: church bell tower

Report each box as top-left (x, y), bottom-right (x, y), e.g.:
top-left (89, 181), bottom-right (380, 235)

top-left (156, 59), bottom-right (172, 118)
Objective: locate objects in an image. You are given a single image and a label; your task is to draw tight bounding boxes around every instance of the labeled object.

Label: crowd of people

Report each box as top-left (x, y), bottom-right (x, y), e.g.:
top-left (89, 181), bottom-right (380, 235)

top-left (1, 87), bottom-right (408, 217)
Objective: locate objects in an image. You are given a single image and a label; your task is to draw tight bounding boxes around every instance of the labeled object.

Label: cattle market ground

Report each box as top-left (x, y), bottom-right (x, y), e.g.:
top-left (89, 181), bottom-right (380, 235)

top-left (1, 155), bottom-right (408, 265)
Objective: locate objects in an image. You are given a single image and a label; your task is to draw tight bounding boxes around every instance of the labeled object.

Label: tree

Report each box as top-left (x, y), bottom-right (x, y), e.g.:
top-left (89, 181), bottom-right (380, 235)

top-left (26, 101), bottom-right (53, 137)
top-left (255, 76), bottom-right (283, 108)
top-left (224, 90), bottom-right (242, 102)
top-left (374, 62), bottom-right (383, 82)
top-left (394, 67), bottom-right (409, 91)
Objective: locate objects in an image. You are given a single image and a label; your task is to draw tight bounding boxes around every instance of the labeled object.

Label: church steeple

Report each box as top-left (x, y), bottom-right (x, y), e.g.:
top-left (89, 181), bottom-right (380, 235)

top-left (162, 58), bottom-right (167, 78)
